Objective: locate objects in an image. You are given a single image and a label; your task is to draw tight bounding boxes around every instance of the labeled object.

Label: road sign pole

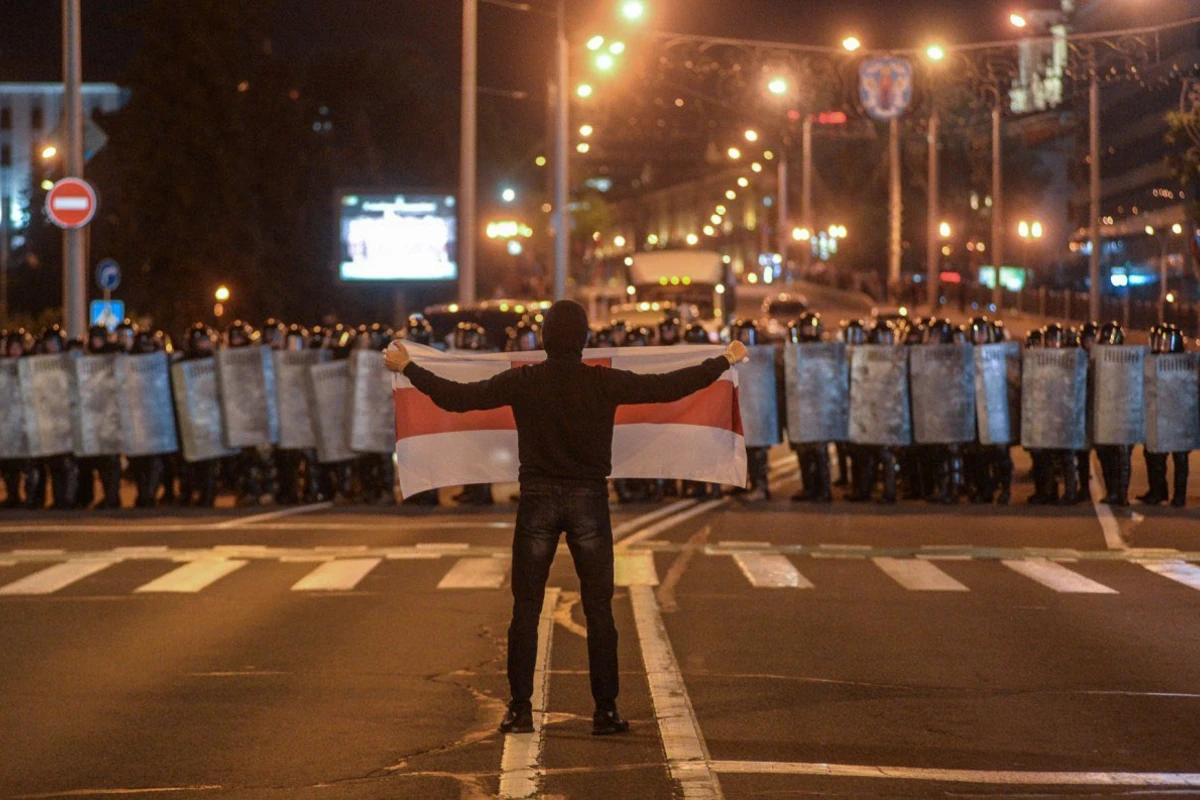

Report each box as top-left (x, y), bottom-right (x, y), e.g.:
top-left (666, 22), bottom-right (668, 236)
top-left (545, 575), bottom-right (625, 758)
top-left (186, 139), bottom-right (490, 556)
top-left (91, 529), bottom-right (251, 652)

top-left (458, 0), bottom-right (478, 307)
top-left (62, 0), bottom-right (87, 339)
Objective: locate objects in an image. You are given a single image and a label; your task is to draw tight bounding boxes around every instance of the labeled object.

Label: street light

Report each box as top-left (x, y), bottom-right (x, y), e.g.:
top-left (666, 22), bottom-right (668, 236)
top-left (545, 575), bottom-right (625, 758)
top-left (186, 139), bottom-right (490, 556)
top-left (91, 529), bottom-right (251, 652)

top-left (586, 35), bottom-right (605, 51)
top-left (620, 1), bottom-right (646, 21)
top-left (767, 77), bottom-right (789, 96)
top-left (1009, 13), bottom-right (1028, 28)
top-left (576, 83), bottom-right (594, 98)
top-left (1172, 222), bottom-right (1184, 235)
top-left (926, 45), bottom-right (946, 61)
top-left (939, 221), bottom-right (952, 238)
top-left (792, 227), bottom-right (811, 241)
top-left (595, 52), bottom-right (616, 71)
top-left (576, 142), bottom-right (591, 153)
top-left (744, 129), bottom-right (759, 142)
top-left (579, 124), bottom-right (594, 137)
top-left (842, 36), bottom-right (862, 52)
top-left (501, 187), bottom-right (517, 203)
top-left (41, 145), bottom-right (58, 160)
top-left (727, 147), bottom-right (742, 160)
top-left (215, 285), bottom-right (231, 303)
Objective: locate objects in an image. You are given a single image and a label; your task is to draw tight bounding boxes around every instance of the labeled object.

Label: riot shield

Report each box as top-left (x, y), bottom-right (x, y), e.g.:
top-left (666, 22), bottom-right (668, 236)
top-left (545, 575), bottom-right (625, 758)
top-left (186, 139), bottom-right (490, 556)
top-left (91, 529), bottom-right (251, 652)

top-left (738, 345), bottom-right (781, 448)
top-left (974, 342), bottom-right (1021, 445)
top-left (348, 349), bottom-right (397, 454)
top-left (0, 360), bottom-right (29, 460)
top-left (116, 352), bottom-right (179, 457)
top-left (19, 354), bottom-right (75, 458)
top-left (307, 361), bottom-right (356, 464)
top-left (783, 342), bottom-right (848, 444)
top-left (1020, 348), bottom-right (1088, 450)
top-left (70, 354), bottom-right (123, 457)
top-left (849, 345), bottom-right (912, 446)
top-left (216, 346), bottom-right (279, 448)
top-left (1144, 353), bottom-right (1200, 453)
top-left (172, 358), bottom-right (238, 463)
top-left (1090, 345), bottom-right (1145, 446)
top-left (273, 349), bottom-right (329, 450)
top-left (910, 343), bottom-right (975, 444)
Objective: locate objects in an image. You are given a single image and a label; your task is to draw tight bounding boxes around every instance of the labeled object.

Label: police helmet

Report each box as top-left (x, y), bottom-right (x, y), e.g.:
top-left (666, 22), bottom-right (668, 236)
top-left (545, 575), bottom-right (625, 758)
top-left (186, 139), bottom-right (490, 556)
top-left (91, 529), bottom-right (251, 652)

top-left (225, 320), bottom-right (252, 348)
top-left (624, 326), bottom-right (652, 347)
top-left (452, 322), bottom-right (488, 351)
top-left (404, 316), bottom-right (434, 346)
top-left (867, 319), bottom-right (897, 346)
top-left (840, 319), bottom-right (867, 346)
top-left (683, 323), bottom-right (710, 344)
top-left (1041, 323), bottom-right (1067, 349)
top-left (788, 312), bottom-right (823, 344)
top-left (1098, 320), bottom-right (1125, 346)
top-left (969, 316), bottom-right (994, 346)
top-left (658, 315), bottom-right (682, 346)
top-left (728, 318), bottom-right (759, 346)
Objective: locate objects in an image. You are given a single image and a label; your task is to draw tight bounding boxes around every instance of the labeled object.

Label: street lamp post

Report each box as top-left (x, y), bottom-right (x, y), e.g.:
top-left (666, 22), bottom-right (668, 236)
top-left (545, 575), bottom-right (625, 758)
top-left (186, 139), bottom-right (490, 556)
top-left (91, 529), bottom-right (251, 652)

top-left (1088, 73), bottom-right (1102, 322)
top-left (800, 113), bottom-right (813, 279)
top-left (553, 0), bottom-right (570, 301)
top-left (460, 0), bottom-right (478, 307)
top-left (926, 109), bottom-right (940, 311)
top-left (62, 0), bottom-right (86, 338)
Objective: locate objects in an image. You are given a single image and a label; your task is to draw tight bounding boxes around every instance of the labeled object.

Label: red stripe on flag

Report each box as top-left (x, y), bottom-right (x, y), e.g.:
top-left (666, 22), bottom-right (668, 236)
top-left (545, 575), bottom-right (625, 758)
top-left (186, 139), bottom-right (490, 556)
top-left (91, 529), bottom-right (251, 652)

top-left (394, 389), bottom-right (516, 438)
top-left (616, 379), bottom-right (739, 432)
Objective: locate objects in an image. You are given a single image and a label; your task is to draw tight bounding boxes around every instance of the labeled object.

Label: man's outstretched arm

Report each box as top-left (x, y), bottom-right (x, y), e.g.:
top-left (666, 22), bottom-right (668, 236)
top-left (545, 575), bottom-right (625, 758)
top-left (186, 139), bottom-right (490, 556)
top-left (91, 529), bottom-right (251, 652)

top-left (601, 341), bottom-right (747, 406)
top-left (384, 341), bottom-right (515, 412)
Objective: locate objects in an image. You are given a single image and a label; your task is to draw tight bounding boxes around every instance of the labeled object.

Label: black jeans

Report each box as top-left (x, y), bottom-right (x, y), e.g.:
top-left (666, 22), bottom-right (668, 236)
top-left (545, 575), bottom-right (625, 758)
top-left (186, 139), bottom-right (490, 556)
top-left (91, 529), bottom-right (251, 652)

top-left (508, 480), bottom-right (618, 712)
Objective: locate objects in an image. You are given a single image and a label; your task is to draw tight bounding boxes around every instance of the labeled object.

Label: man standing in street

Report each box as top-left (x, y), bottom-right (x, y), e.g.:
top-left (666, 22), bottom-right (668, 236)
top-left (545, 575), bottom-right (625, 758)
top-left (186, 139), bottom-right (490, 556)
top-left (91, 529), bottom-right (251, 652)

top-left (384, 300), bottom-right (746, 735)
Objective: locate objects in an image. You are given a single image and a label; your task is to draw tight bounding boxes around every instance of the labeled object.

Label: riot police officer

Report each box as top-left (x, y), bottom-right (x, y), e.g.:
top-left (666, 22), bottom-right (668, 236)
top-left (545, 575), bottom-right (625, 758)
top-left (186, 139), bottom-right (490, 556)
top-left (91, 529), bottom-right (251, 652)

top-left (917, 319), bottom-right (964, 504)
top-left (261, 318), bottom-right (287, 350)
top-left (75, 325), bottom-right (123, 510)
top-left (1094, 321), bottom-right (1133, 506)
top-left (177, 324), bottom-right (220, 507)
top-left (1075, 321), bottom-right (1101, 501)
top-left (683, 323), bottom-right (710, 345)
top-left (788, 313), bottom-right (833, 503)
top-left (658, 315), bottom-right (682, 346)
top-left (966, 316), bottom-right (1013, 504)
top-left (126, 330), bottom-right (165, 508)
top-left (274, 325), bottom-right (310, 505)
top-left (837, 320), bottom-right (867, 494)
top-left (853, 320), bottom-right (900, 504)
top-left (727, 319), bottom-right (773, 501)
top-left (33, 326), bottom-right (78, 510)
top-left (1140, 324), bottom-right (1191, 507)
top-left (222, 320), bottom-right (269, 506)
top-left (0, 330), bottom-right (32, 508)
top-left (1029, 324), bottom-right (1081, 505)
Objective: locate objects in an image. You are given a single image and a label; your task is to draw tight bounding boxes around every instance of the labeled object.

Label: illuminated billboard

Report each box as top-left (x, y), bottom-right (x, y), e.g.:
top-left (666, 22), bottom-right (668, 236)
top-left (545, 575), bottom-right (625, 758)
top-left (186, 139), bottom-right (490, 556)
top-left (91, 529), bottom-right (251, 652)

top-left (337, 193), bottom-right (457, 281)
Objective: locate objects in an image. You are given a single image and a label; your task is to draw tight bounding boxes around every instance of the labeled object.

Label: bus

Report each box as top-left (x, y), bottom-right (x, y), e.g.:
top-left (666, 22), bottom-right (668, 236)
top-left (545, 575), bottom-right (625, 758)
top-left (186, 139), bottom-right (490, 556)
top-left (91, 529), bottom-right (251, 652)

top-left (626, 250), bottom-right (733, 321)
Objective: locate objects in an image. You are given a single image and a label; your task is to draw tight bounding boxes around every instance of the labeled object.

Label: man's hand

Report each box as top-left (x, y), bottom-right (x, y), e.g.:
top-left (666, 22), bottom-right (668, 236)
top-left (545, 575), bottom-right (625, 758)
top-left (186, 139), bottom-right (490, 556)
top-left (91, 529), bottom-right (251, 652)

top-left (383, 339), bottom-right (411, 373)
top-left (724, 341), bottom-right (748, 365)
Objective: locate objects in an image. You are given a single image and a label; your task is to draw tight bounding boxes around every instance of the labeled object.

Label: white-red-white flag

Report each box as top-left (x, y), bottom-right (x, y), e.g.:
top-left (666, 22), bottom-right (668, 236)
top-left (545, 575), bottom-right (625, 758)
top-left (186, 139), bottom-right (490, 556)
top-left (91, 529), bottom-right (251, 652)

top-left (391, 344), bottom-right (747, 495)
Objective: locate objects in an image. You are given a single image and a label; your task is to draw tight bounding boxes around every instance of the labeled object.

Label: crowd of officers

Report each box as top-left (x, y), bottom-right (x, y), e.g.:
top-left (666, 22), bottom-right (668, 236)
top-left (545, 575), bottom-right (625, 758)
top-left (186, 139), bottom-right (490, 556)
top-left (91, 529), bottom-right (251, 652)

top-left (0, 311), bottom-right (1193, 511)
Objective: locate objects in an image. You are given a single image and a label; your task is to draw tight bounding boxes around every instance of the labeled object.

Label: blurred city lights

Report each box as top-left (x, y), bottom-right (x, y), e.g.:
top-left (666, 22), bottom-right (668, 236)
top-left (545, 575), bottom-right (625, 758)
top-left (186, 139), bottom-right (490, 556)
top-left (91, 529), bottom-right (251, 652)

top-left (646, 233), bottom-right (660, 245)
top-left (767, 77), bottom-right (789, 96)
top-left (703, 225), bottom-right (716, 236)
top-left (686, 233), bottom-right (700, 246)
top-left (614, 235), bottom-right (627, 247)
top-left (579, 124), bottom-right (594, 137)
top-left (1144, 225), bottom-right (1155, 236)
top-left (727, 147), bottom-right (742, 160)
top-left (711, 214), bottom-right (723, 224)
top-left (842, 36), bottom-right (862, 52)
top-left (939, 221), bottom-right (952, 238)
top-left (620, 1), bottom-right (646, 21)
top-left (1009, 13), bottom-right (1028, 28)
top-left (576, 84), bottom-right (594, 98)
top-left (576, 142), bottom-right (591, 153)
top-left (744, 129), bottom-right (759, 142)
top-left (501, 187), bottom-right (517, 203)
top-left (215, 286), bottom-right (231, 302)
top-left (725, 190), bottom-right (737, 200)
top-left (609, 41), bottom-right (626, 55)
top-left (737, 177), bottom-right (750, 188)
top-left (1172, 223), bottom-right (1185, 235)
top-left (535, 155), bottom-right (546, 167)
top-left (40, 179), bottom-right (54, 191)
top-left (926, 45), bottom-right (946, 61)
top-left (41, 145), bottom-right (58, 160)
top-left (763, 150), bottom-right (775, 160)
top-left (792, 227), bottom-right (811, 241)
top-left (595, 53), bottom-right (616, 71)
top-left (751, 162), bottom-right (763, 173)
top-left (1031, 221), bottom-right (1044, 238)
top-left (507, 240), bottom-right (523, 256)
top-left (587, 35), bottom-right (605, 51)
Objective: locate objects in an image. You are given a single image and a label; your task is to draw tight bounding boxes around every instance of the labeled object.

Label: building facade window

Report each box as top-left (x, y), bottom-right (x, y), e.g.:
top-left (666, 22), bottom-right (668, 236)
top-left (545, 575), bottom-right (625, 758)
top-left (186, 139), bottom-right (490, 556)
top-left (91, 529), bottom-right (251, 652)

top-left (31, 107), bottom-right (43, 129)
top-left (0, 108), bottom-right (10, 130)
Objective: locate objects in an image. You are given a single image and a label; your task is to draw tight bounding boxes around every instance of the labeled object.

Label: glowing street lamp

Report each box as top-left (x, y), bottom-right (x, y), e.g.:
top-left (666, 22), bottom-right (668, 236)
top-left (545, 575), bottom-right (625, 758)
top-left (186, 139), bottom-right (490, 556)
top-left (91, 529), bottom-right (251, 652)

top-left (939, 221), bottom-right (952, 238)
top-left (1009, 13), bottom-right (1028, 28)
top-left (587, 35), bottom-right (605, 51)
top-left (41, 145), bottom-right (58, 160)
top-left (767, 77), bottom-right (789, 96)
top-left (576, 83), bottom-right (594, 99)
top-left (1172, 222), bottom-right (1185, 235)
top-left (595, 53), bottom-right (616, 71)
top-left (576, 142), bottom-right (591, 154)
top-left (744, 129), bottom-right (759, 142)
top-left (215, 285), bottom-right (231, 303)
top-left (620, 1), bottom-right (646, 22)
top-left (926, 45), bottom-right (946, 61)
top-left (609, 41), bottom-right (626, 55)
top-left (727, 147), bottom-right (742, 160)
top-left (501, 187), bottom-right (517, 203)
top-left (792, 227), bottom-right (811, 241)
top-left (842, 36), bottom-right (862, 52)
top-left (737, 177), bottom-right (750, 188)
top-left (579, 124), bottom-right (594, 137)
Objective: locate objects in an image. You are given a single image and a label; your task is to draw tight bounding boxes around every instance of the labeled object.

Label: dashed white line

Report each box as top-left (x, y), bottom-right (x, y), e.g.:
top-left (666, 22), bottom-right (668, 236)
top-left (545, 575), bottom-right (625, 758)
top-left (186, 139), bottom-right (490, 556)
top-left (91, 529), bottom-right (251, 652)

top-left (732, 553), bottom-right (811, 589)
top-left (0, 559), bottom-right (120, 595)
top-left (612, 499), bottom-right (697, 539)
top-left (212, 502), bottom-right (333, 529)
top-left (1089, 453), bottom-right (1125, 550)
top-left (616, 498), bottom-right (727, 549)
top-left (1139, 560), bottom-right (1200, 593)
top-left (614, 551), bottom-right (659, 586)
top-left (437, 557), bottom-right (509, 589)
top-left (291, 558), bottom-right (382, 591)
top-left (134, 560), bottom-right (247, 593)
top-left (873, 557), bottom-right (968, 592)
top-left (499, 587), bottom-right (559, 800)
top-left (709, 761), bottom-right (1200, 786)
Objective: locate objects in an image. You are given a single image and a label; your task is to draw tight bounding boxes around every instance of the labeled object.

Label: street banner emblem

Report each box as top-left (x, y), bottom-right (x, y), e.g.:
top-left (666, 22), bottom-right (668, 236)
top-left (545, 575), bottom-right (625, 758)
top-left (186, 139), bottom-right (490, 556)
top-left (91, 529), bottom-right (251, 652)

top-left (307, 361), bottom-right (356, 464)
top-left (273, 349), bottom-right (329, 450)
top-left (849, 345), bottom-right (912, 446)
top-left (216, 346), bottom-right (279, 448)
top-left (116, 352), bottom-right (179, 457)
top-left (974, 342), bottom-right (1022, 445)
top-left (349, 349), bottom-right (398, 454)
top-left (172, 358), bottom-right (238, 463)
top-left (1020, 348), bottom-right (1088, 450)
top-left (1090, 345), bottom-right (1145, 446)
top-left (859, 57), bottom-right (914, 121)
top-left (0, 360), bottom-right (29, 459)
top-left (19, 354), bottom-right (75, 458)
top-left (783, 342), bottom-right (848, 444)
top-left (70, 354), bottom-right (123, 457)
top-left (739, 345), bottom-right (781, 448)
top-left (910, 344), bottom-right (976, 444)
top-left (1144, 353), bottom-right (1200, 453)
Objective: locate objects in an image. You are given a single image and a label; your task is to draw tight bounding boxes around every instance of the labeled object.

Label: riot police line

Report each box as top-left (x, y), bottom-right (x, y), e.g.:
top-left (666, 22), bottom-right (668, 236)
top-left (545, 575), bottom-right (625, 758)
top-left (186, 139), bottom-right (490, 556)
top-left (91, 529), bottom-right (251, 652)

top-left (1, 311), bottom-right (1194, 511)
top-left (726, 314), bottom-right (1199, 508)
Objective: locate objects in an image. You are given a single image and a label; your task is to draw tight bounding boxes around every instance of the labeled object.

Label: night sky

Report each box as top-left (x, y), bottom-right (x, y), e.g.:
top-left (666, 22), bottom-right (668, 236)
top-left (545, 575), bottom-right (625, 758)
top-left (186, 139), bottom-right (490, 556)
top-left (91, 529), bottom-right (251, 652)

top-left (2, 0), bottom-right (1013, 87)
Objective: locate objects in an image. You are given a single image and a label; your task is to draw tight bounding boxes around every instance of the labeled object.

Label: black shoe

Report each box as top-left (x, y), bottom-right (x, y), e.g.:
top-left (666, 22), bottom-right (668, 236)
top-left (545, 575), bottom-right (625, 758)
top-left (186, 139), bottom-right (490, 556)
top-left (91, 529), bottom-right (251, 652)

top-left (592, 709), bottom-right (630, 736)
top-left (499, 706), bottom-right (533, 734)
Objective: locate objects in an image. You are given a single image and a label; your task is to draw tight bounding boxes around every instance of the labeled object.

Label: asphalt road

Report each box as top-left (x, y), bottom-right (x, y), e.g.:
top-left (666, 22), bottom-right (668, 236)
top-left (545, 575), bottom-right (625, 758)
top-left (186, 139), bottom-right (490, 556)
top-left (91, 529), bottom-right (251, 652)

top-left (3, 448), bottom-right (1200, 799)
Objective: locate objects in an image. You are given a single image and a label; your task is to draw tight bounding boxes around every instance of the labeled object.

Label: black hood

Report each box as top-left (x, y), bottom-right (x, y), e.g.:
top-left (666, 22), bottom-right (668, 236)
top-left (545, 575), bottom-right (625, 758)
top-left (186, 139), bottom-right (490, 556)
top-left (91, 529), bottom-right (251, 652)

top-left (542, 300), bottom-right (590, 358)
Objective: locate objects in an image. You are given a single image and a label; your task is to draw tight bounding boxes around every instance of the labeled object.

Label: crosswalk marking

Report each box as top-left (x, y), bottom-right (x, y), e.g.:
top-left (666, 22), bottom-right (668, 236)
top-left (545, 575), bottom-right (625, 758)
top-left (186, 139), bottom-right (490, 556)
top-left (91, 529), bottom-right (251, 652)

top-left (1139, 560), bottom-right (1200, 592)
top-left (1001, 558), bottom-right (1118, 594)
top-left (615, 551), bottom-right (659, 586)
top-left (437, 557), bottom-right (509, 589)
top-left (291, 558), bottom-right (382, 592)
top-left (732, 553), bottom-right (812, 589)
top-left (0, 559), bottom-right (120, 595)
top-left (134, 559), bottom-right (248, 593)
top-left (874, 557), bottom-right (969, 591)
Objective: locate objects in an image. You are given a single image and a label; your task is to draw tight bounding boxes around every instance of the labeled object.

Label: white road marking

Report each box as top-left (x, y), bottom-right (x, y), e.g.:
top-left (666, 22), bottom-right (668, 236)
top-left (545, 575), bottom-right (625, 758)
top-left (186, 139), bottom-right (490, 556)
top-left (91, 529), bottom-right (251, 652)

top-left (709, 760), bottom-right (1200, 786)
top-left (291, 558), bottom-right (382, 591)
top-left (614, 551), bottom-right (659, 586)
top-left (12, 548), bottom-right (66, 555)
top-left (631, 584), bottom-right (723, 799)
top-left (1089, 453), bottom-right (1125, 550)
top-left (873, 558), bottom-right (968, 592)
top-left (617, 498), bottom-right (727, 549)
top-left (415, 542), bottom-right (470, 551)
top-left (1139, 560), bottom-right (1200, 592)
top-left (611, 499), bottom-right (697, 539)
top-left (134, 560), bottom-right (247, 593)
top-left (213, 502), bottom-right (332, 529)
top-left (1002, 558), bottom-right (1117, 594)
top-left (499, 588), bottom-right (559, 800)
top-left (732, 553), bottom-right (811, 589)
top-left (437, 557), bottom-right (509, 589)
top-left (0, 559), bottom-right (120, 595)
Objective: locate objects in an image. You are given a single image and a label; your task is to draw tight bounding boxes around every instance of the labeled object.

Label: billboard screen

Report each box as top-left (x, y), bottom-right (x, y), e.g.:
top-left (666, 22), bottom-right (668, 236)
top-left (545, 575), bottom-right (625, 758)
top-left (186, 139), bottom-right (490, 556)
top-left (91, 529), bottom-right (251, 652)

top-left (337, 193), bottom-right (457, 281)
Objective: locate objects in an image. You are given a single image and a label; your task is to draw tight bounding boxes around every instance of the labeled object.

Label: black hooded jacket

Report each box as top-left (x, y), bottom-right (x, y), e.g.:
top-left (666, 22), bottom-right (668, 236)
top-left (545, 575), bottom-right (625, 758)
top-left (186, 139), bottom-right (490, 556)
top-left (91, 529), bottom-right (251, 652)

top-left (401, 351), bottom-right (729, 484)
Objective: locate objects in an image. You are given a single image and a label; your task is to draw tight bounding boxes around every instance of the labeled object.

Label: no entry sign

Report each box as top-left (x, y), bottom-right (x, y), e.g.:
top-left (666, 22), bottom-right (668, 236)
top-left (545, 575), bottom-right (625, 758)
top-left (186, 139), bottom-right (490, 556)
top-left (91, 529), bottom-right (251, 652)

top-left (45, 177), bottom-right (98, 229)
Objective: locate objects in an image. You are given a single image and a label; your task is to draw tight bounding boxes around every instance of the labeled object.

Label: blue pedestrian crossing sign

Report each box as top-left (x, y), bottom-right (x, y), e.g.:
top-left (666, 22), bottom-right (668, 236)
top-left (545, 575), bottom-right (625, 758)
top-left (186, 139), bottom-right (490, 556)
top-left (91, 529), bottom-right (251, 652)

top-left (95, 258), bottom-right (121, 292)
top-left (90, 300), bottom-right (125, 332)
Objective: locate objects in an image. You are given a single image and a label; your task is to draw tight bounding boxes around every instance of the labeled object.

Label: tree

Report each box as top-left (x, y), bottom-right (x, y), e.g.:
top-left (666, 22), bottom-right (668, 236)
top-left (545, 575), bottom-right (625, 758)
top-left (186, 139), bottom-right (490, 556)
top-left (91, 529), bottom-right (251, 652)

top-left (1166, 102), bottom-right (1200, 224)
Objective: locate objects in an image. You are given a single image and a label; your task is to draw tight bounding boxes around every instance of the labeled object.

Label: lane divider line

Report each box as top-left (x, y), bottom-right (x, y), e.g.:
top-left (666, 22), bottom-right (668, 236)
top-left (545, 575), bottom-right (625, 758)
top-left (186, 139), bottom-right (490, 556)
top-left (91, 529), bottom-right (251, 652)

top-left (499, 587), bottom-right (560, 800)
top-left (631, 584), bottom-right (723, 799)
top-left (611, 499), bottom-right (697, 539)
top-left (1089, 453), bottom-right (1125, 551)
top-left (617, 499), bottom-right (728, 549)
top-left (708, 761), bottom-right (1200, 786)
top-left (0, 559), bottom-right (121, 596)
top-left (213, 502), bottom-right (333, 529)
